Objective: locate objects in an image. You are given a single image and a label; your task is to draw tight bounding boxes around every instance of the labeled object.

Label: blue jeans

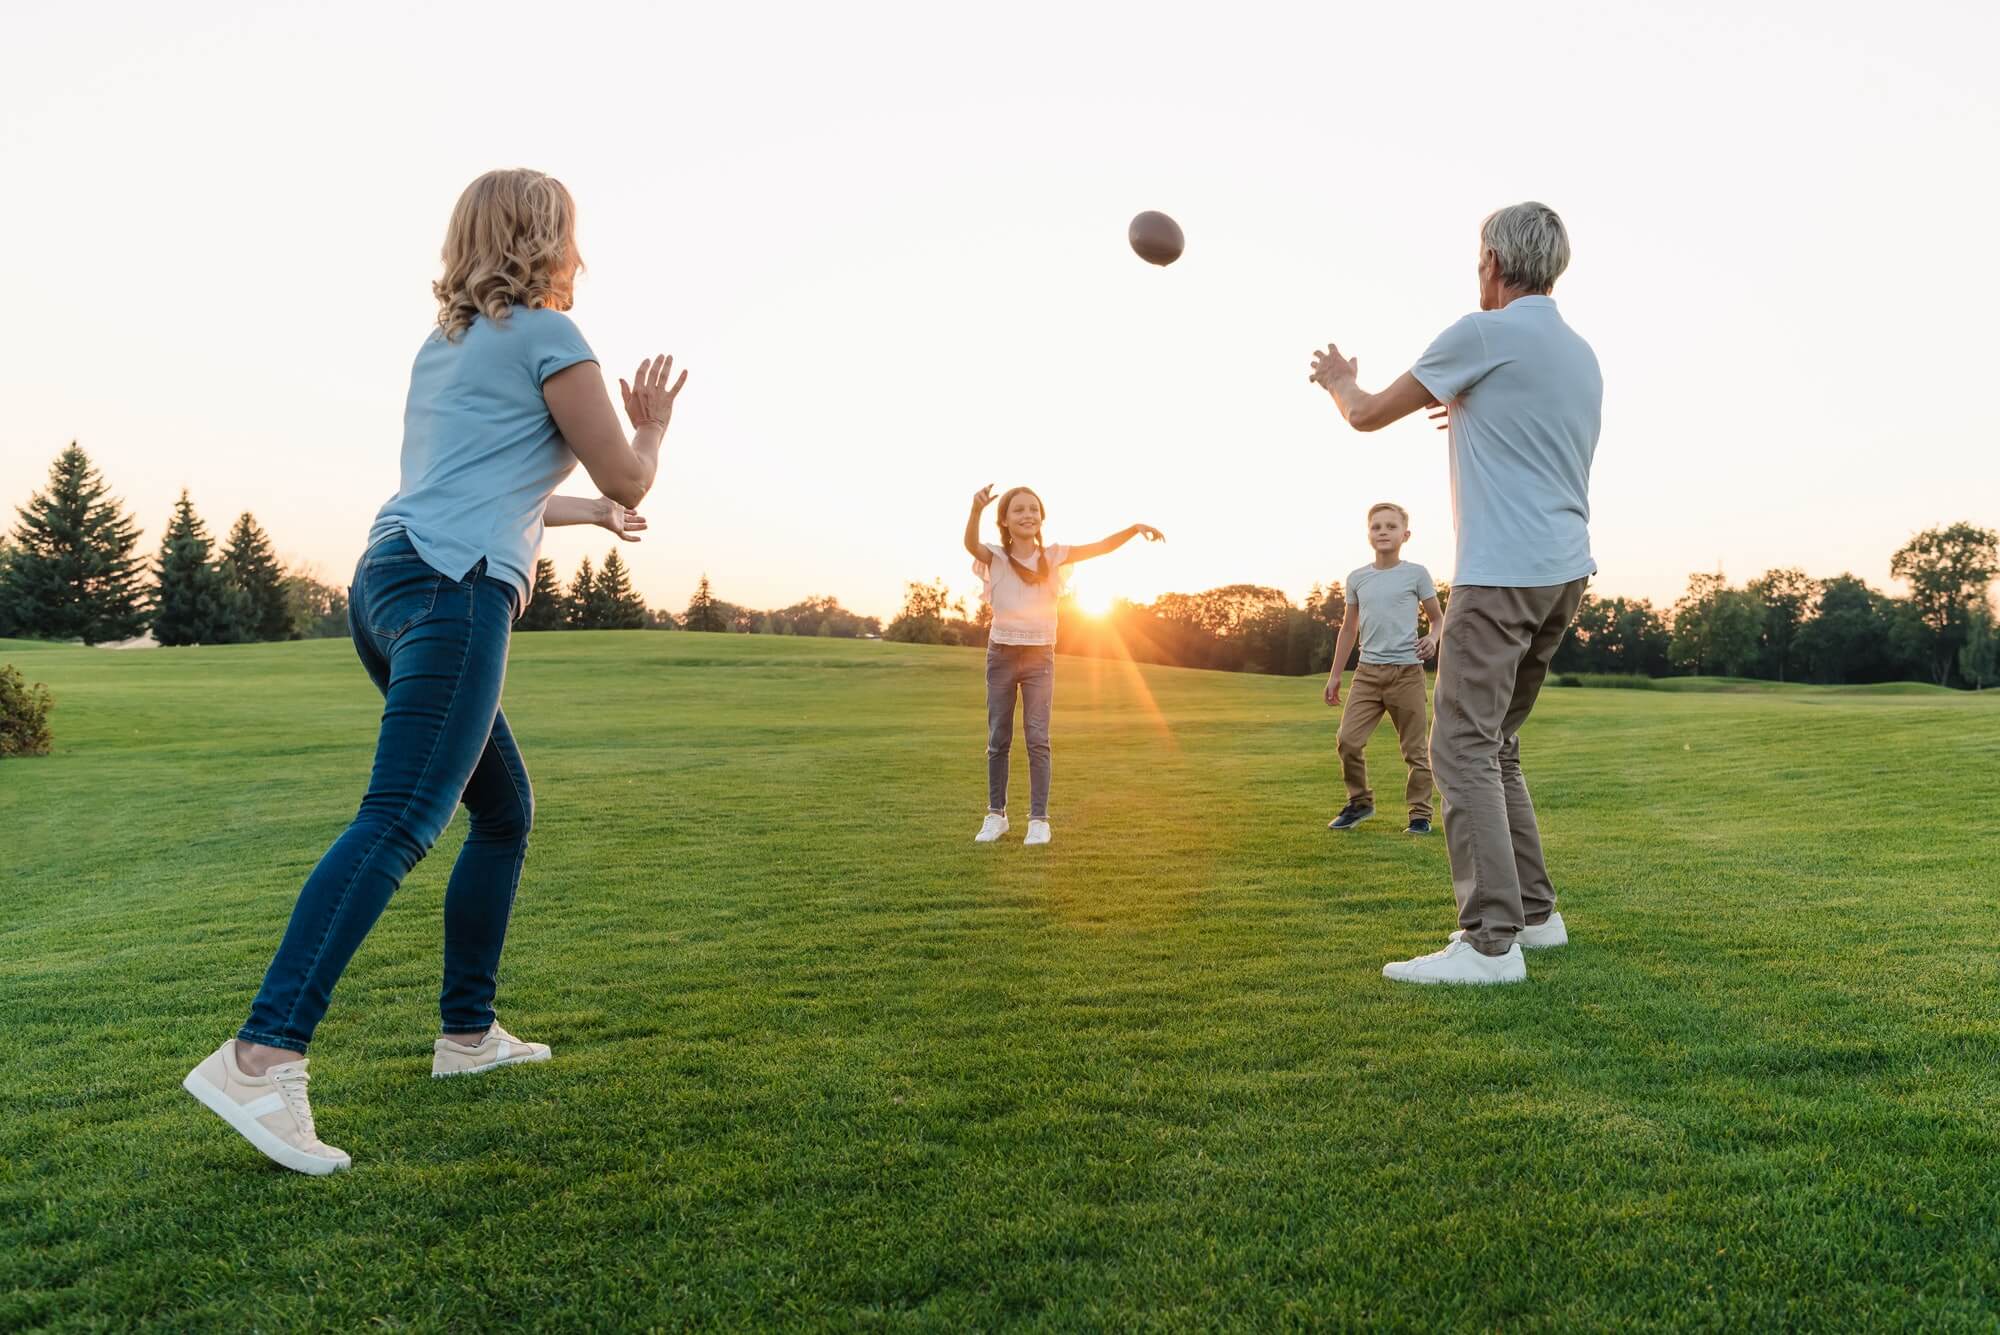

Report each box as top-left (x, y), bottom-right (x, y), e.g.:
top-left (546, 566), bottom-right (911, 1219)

top-left (986, 643), bottom-right (1054, 820)
top-left (240, 532), bottom-right (530, 1053)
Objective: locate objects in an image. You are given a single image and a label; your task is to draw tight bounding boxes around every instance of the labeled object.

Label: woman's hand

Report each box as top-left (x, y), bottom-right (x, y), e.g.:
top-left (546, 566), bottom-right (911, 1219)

top-left (620, 355), bottom-right (688, 432)
top-left (971, 484), bottom-right (996, 512)
top-left (1324, 676), bottom-right (1342, 707)
top-left (1132, 524), bottom-right (1165, 542)
top-left (598, 499), bottom-right (647, 542)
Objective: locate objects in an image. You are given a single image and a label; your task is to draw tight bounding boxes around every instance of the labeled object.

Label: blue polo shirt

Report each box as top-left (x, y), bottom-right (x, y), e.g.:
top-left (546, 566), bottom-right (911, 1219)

top-left (367, 305), bottom-right (597, 605)
top-left (1412, 296), bottom-right (1601, 588)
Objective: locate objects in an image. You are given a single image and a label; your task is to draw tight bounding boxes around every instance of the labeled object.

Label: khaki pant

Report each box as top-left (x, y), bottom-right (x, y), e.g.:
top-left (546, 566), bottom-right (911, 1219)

top-left (1336, 662), bottom-right (1434, 821)
top-left (1429, 579), bottom-right (1589, 956)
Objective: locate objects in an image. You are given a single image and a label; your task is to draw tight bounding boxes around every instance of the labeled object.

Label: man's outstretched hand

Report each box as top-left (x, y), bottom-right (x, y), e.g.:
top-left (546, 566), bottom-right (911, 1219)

top-left (1309, 342), bottom-right (1358, 393)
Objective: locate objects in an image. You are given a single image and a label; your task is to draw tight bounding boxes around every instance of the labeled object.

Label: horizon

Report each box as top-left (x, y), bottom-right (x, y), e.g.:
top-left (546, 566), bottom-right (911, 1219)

top-left (4, 0), bottom-right (1995, 622)
top-left (1, 438), bottom-right (1977, 625)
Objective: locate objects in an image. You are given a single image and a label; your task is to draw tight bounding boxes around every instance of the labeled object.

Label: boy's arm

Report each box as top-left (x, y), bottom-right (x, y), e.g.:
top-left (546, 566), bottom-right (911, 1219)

top-left (1325, 617), bottom-right (1360, 705)
top-left (1416, 595), bottom-right (1445, 660)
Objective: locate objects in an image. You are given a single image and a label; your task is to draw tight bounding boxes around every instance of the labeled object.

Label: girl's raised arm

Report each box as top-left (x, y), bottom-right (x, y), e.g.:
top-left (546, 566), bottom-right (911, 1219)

top-left (964, 484), bottom-right (996, 561)
top-left (1069, 524), bottom-right (1164, 563)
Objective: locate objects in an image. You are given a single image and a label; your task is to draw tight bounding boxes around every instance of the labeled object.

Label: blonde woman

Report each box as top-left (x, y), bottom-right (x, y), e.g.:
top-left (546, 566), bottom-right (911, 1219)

top-left (184, 169), bottom-right (688, 1174)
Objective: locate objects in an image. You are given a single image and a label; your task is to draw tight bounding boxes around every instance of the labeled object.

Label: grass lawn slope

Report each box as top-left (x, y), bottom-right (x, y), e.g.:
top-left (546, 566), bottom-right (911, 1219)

top-left (4, 634), bottom-right (1998, 1329)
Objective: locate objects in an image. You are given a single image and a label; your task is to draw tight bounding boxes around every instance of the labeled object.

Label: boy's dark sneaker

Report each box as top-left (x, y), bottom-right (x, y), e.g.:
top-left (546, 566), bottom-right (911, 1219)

top-left (1327, 803), bottom-right (1374, 831)
top-left (1406, 818), bottom-right (1433, 835)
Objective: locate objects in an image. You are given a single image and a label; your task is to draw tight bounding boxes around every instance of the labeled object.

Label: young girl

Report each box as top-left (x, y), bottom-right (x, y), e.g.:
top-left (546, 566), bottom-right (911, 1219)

top-left (963, 484), bottom-right (1163, 846)
top-left (183, 169), bottom-right (688, 1175)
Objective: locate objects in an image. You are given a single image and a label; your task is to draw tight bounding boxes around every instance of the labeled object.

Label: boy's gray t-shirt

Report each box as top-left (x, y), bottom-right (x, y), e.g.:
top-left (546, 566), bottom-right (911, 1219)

top-left (1411, 295), bottom-right (1602, 588)
top-left (1347, 561), bottom-right (1437, 665)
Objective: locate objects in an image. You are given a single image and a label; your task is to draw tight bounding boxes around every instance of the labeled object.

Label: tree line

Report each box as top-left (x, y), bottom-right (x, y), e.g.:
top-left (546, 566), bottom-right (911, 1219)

top-left (881, 577), bottom-right (1428, 677)
top-left (0, 444), bottom-right (880, 646)
top-left (515, 561), bottom-right (880, 638)
top-left (882, 522), bottom-right (1998, 690)
top-left (6, 444), bottom-right (1991, 687)
top-left (1559, 530), bottom-right (1998, 688)
top-left (0, 444), bottom-right (350, 645)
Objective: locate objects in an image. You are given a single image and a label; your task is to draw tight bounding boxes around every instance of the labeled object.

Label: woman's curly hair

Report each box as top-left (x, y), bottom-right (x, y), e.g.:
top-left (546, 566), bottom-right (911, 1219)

top-left (434, 169), bottom-right (580, 342)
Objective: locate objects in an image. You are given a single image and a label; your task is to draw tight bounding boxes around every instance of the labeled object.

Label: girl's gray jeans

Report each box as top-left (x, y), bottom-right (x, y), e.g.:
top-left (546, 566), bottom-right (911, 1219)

top-left (985, 642), bottom-right (1054, 819)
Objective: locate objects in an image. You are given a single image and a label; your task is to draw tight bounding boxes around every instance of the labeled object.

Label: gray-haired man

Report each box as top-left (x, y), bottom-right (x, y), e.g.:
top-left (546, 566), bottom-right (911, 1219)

top-left (1308, 201), bottom-right (1602, 985)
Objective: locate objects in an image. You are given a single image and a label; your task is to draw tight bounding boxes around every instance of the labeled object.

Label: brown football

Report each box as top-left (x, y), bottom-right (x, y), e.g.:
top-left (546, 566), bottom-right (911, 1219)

top-left (1128, 211), bottom-right (1184, 266)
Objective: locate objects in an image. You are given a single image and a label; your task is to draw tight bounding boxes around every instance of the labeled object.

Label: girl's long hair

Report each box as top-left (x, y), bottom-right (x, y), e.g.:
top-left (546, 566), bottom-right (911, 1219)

top-left (433, 169), bottom-right (580, 343)
top-left (995, 486), bottom-right (1049, 585)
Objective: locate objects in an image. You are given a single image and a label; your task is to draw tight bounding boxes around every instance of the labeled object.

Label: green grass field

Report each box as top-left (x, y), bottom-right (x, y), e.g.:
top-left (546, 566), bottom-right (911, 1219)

top-left (4, 632), bottom-right (1999, 1330)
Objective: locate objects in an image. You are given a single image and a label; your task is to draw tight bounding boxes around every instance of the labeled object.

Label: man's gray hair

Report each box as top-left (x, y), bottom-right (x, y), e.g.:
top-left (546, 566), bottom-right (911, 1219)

top-left (1480, 202), bottom-right (1570, 293)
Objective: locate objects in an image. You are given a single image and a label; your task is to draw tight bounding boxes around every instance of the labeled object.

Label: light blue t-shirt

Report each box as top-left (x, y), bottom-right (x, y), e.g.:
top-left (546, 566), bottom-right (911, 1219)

top-left (367, 305), bottom-right (598, 606)
top-left (1411, 296), bottom-right (1601, 588)
top-left (1347, 560), bottom-right (1437, 665)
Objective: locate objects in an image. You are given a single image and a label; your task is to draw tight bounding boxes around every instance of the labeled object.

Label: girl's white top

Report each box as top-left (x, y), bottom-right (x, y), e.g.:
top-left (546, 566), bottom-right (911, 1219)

top-left (973, 541), bottom-right (1073, 646)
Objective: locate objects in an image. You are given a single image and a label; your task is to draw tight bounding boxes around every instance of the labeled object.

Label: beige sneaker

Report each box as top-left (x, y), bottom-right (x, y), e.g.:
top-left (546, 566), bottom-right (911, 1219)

top-left (432, 1023), bottom-right (551, 1078)
top-left (183, 1040), bottom-right (351, 1176)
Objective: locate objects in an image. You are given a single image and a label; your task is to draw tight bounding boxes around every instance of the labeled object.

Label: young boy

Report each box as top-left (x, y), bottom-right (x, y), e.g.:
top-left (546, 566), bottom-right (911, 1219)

top-left (1323, 502), bottom-right (1445, 834)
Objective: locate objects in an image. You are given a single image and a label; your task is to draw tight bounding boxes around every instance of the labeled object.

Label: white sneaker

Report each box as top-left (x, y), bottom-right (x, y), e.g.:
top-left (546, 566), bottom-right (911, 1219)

top-left (1449, 912), bottom-right (1568, 949)
top-left (1383, 939), bottom-right (1527, 985)
top-left (975, 813), bottom-right (1009, 843)
top-left (1024, 820), bottom-right (1052, 847)
top-left (183, 1040), bottom-right (351, 1175)
top-left (431, 1023), bottom-right (551, 1078)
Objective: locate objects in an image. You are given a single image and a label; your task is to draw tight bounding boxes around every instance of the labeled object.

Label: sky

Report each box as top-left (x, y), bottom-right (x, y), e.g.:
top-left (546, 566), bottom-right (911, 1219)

top-left (3, 0), bottom-right (1996, 621)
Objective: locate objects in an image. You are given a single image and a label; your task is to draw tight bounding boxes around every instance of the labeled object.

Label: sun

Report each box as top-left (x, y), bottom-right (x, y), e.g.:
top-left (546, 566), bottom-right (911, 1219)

top-left (1072, 583), bottom-right (1118, 617)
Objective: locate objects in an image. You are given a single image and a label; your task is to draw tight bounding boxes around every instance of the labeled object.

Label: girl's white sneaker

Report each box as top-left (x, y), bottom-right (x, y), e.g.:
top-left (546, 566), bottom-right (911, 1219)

top-left (1024, 820), bottom-right (1052, 847)
top-left (975, 813), bottom-right (1009, 843)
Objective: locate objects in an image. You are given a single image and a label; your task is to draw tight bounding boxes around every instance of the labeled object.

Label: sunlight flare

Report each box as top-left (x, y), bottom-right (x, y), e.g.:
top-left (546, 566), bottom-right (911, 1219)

top-left (1072, 583), bottom-right (1118, 617)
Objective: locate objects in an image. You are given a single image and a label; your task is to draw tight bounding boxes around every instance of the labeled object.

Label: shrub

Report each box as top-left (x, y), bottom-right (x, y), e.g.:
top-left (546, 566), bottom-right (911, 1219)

top-left (1557, 672), bottom-right (1659, 690)
top-left (1, 663), bottom-right (55, 757)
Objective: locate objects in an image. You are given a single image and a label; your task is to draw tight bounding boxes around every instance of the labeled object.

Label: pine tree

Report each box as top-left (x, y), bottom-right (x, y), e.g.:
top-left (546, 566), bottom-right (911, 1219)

top-left (582, 560), bottom-right (619, 628)
top-left (516, 558), bottom-right (568, 631)
top-left (684, 573), bottom-right (724, 632)
top-left (596, 550), bottom-right (648, 629)
top-left (0, 539), bottom-right (19, 639)
top-left (1, 444), bottom-right (148, 644)
top-left (565, 556), bottom-right (598, 629)
top-left (219, 513), bottom-right (291, 641)
top-left (152, 492), bottom-right (238, 646)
